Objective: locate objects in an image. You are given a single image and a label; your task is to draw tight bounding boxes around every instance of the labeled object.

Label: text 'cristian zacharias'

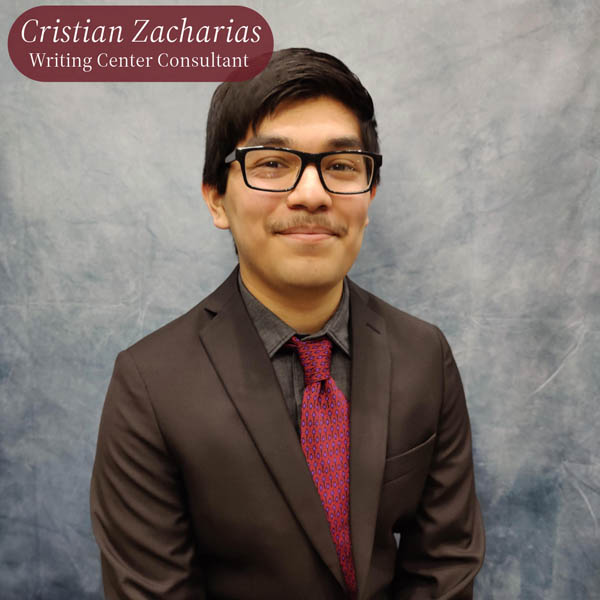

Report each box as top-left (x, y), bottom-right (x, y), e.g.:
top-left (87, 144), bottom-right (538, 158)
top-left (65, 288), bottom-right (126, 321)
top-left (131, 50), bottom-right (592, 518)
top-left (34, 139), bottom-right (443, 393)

top-left (8, 5), bottom-right (274, 82)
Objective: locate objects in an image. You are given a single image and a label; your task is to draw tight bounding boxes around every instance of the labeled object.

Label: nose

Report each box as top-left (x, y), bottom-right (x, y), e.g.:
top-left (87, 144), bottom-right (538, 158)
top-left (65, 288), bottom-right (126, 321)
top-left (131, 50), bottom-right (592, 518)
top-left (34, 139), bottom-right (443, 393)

top-left (286, 164), bottom-right (332, 212)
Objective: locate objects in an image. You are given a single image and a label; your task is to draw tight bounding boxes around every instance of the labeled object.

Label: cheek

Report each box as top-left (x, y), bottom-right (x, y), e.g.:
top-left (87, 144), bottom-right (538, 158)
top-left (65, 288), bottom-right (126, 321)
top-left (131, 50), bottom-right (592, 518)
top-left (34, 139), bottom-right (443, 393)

top-left (349, 204), bottom-right (370, 230)
top-left (227, 200), bottom-right (277, 241)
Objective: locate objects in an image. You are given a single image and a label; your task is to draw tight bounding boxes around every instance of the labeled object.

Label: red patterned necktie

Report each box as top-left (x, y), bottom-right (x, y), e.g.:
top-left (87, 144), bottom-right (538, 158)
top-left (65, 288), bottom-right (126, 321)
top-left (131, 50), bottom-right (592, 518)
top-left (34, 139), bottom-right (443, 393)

top-left (288, 336), bottom-right (357, 597)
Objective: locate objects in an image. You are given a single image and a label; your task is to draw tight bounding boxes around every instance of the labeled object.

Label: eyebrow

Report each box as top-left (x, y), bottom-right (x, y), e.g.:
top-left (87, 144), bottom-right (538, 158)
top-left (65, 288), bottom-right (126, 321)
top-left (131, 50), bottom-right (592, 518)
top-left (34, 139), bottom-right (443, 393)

top-left (243, 134), bottom-right (364, 150)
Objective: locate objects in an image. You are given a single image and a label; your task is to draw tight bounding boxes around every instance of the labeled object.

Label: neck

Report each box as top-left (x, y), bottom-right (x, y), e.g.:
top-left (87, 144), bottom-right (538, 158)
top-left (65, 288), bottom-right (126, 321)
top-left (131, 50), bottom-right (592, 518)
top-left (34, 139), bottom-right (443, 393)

top-left (240, 270), bottom-right (343, 334)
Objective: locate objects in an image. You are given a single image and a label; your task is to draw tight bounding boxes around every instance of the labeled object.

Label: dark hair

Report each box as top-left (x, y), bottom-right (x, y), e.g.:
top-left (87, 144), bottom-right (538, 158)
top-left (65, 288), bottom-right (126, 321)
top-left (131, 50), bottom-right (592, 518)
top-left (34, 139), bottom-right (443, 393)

top-left (202, 48), bottom-right (380, 194)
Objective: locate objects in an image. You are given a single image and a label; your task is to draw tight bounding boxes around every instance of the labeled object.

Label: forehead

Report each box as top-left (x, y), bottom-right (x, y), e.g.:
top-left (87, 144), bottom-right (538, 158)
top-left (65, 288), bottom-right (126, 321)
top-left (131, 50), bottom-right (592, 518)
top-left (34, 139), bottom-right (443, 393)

top-left (242, 96), bottom-right (363, 149)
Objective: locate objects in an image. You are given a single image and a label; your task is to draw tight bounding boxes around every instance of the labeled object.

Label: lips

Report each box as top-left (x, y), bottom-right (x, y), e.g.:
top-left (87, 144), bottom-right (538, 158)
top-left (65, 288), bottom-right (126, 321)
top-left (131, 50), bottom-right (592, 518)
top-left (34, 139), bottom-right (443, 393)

top-left (278, 226), bottom-right (337, 236)
top-left (269, 216), bottom-right (348, 242)
top-left (275, 225), bottom-right (339, 244)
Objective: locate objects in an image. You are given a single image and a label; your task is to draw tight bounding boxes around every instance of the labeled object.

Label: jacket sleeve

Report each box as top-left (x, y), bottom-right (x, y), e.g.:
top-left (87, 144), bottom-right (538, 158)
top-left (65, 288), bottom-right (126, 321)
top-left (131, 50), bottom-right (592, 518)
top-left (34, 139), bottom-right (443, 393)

top-left (90, 350), bottom-right (206, 599)
top-left (392, 327), bottom-right (485, 599)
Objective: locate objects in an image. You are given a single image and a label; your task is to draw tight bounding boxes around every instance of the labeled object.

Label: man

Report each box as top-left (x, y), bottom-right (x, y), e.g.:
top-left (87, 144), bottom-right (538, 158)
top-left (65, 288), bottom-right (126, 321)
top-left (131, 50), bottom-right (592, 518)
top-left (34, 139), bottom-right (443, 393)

top-left (90, 48), bottom-right (485, 599)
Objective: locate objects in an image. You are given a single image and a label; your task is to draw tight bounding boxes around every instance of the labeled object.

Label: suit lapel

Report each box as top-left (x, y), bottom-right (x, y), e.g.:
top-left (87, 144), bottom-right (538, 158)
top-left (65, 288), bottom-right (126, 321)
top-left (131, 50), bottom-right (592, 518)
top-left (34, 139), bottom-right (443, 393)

top-left (198, 270), bottom-right (345, 589)
top-left (348, 282), bottom-right (391, 599)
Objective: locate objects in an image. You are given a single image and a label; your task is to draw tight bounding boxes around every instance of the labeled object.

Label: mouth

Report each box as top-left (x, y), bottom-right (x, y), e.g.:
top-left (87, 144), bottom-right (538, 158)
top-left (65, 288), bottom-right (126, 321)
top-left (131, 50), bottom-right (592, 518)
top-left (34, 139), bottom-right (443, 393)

top-left (275, 226), bottom-right (338, 242)
top-left (270, 215), bottom-right (348, 245)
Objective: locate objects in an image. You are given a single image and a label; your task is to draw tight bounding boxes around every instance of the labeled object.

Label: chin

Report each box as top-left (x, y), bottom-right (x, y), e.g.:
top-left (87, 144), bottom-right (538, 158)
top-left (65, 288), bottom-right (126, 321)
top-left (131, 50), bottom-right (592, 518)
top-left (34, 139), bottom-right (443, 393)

top-left (278, 262), bottom-right (346, 292)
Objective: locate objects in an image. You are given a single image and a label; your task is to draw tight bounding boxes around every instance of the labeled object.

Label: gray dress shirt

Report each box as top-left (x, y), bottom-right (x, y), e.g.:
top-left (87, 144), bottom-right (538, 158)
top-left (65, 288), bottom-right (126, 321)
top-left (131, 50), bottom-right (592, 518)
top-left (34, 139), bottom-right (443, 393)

top-left (238, 276), bottom-right (351, 435)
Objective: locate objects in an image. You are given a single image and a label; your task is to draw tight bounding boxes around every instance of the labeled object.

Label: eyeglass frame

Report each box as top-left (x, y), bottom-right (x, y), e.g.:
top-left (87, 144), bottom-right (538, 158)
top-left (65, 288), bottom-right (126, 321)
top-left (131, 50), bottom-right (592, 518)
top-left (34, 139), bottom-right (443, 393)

top-left (224, 146), bottom-right (383, 195)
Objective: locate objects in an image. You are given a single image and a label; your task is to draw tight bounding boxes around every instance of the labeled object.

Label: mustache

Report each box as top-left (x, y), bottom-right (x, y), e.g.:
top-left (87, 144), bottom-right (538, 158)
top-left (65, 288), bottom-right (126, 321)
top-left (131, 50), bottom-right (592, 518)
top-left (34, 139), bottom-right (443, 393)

top-left (268, 215), bottom-right (348, 236)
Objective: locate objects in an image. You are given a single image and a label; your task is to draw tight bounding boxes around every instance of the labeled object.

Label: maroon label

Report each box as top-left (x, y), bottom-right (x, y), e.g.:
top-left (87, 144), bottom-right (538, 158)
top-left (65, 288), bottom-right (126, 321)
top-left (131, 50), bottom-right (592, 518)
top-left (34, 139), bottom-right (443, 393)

top-left (8, 5), bottom-right (274, 82)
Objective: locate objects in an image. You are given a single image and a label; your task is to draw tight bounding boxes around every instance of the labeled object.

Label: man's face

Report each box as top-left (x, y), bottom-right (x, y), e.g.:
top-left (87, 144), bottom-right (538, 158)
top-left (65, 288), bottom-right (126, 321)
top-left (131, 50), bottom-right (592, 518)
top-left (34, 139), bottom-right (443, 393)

top-left (204, 96), bottom-right (375, 299)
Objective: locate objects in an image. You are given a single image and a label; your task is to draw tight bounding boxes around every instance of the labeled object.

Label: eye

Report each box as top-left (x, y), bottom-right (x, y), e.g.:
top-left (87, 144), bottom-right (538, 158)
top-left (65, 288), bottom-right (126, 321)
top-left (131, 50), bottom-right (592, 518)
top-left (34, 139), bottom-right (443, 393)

top-left (245, 150), bottom-right (298, 181)
top-left (256, 159), bottom-right (288, 169)
top-left (323, 154), bottom-right (364, 175)
top-left (328, 160), bottom-right (358, 172)
top-left (245, 151), bottom-right (296, 171)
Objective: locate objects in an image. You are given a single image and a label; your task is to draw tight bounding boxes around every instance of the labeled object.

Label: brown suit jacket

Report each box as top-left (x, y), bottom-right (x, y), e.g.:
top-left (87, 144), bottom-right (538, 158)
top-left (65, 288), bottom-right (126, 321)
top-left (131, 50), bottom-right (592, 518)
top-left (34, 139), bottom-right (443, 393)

top-left (90, 269), bottom-right (485, 599)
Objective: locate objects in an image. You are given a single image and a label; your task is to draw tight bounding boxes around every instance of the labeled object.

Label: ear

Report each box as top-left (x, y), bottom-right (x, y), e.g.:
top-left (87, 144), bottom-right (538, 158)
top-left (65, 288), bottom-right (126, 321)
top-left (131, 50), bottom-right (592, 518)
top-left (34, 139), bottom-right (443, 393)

top-left (202, 183), bottom-right (230, 230)
top-left (364, 185), bottom-right (376, 227)
top-left (370, 185), bottom-right (377, 201)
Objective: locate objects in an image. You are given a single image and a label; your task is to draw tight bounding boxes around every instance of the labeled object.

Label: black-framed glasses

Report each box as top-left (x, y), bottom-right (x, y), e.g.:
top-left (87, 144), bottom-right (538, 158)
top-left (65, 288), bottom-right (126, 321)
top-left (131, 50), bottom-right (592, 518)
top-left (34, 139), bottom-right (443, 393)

top-left (224, 146), bottom-right (382, 194)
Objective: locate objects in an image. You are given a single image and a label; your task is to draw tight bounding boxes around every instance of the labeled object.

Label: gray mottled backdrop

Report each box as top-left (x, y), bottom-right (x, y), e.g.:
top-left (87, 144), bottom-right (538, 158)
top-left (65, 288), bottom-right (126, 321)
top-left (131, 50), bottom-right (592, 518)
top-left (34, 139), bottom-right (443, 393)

top-left (2, 0), bottom-right (599, 598)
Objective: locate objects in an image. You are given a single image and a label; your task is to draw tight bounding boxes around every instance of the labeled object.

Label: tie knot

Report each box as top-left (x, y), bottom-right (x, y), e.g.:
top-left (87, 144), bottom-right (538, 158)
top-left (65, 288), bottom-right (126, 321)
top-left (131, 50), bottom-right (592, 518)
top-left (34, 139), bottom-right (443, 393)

top-left (289, 336), bottom-right (332, 384)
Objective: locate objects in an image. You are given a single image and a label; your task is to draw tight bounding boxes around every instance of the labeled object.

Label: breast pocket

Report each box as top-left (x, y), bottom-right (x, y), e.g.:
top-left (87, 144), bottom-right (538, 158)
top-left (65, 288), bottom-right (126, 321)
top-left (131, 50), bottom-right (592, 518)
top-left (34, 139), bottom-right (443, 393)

top-left (382, 432), bottom-right (437, 485)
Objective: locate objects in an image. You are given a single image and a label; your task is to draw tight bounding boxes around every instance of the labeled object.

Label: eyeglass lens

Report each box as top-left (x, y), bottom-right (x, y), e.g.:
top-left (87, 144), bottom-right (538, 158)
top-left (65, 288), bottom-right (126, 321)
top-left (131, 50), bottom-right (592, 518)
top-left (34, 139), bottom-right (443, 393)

top-left (243, 149), bottom-right (374, 193)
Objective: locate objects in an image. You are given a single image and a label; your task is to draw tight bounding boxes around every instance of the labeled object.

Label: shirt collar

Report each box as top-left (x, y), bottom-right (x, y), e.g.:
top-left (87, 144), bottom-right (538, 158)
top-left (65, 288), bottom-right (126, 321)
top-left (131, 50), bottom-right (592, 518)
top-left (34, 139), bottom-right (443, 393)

top-left (238, 274), bottom-right (351, 358)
